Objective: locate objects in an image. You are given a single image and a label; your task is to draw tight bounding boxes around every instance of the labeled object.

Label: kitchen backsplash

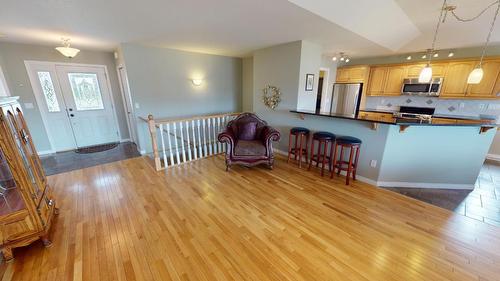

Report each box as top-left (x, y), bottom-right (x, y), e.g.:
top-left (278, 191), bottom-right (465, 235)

top-left (364, 96), bottom-right (500, 120)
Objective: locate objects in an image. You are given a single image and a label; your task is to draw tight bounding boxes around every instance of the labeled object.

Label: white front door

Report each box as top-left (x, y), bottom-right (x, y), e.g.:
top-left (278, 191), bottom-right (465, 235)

top-left (56, 65), bottom-right (119, 148)
top-left (26, 62), bottom-right (119, 151)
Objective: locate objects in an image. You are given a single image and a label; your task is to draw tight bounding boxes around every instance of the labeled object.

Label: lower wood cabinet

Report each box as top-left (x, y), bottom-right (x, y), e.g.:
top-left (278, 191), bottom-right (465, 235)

top-left (358, 111), bottom-right (395, 123)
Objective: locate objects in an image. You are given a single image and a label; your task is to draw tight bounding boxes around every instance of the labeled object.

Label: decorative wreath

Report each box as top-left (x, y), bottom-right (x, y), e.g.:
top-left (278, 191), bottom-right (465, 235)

top-left (262, 85), bottom-right (281, 110)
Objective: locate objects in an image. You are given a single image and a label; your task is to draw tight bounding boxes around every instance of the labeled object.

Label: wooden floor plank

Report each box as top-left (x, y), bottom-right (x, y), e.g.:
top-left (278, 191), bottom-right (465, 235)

top-left (2, 155), bottom-right (500, 280)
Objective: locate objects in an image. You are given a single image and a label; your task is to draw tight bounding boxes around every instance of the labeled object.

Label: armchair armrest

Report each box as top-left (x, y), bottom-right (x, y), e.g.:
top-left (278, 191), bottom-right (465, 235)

top-left (218, 129), bottom-right (236, 155)
top-left (261, 126), bottom-right (281, 143)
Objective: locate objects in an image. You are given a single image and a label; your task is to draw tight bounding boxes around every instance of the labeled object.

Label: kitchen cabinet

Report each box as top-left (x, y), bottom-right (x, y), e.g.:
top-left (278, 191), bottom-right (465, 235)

top-left (366, 67), bottom-right (388, 96)
top-left (405, 63), bottom-right (446, 78)
top-left (466, 60), bottom-right (500, 99)
top-left (431, 118), bottom-right (458, 124)
top-left (335, 66), bottom-right (369, 83)
top-left (384, 66), bottom-right (406, 95)
top-left (438, 61), bottom-right (476, 98)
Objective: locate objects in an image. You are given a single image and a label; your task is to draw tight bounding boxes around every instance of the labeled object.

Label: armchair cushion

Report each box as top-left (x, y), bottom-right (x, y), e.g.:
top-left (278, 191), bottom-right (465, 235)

top-left (234, 140), bottom-right (266, 156)
top-left (237, 122), bottom-right (258, 140)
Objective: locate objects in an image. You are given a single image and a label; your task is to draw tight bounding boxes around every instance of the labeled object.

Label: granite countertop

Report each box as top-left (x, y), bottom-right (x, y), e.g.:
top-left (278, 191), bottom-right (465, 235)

top-left (291, 110), bottom-right (498, 127)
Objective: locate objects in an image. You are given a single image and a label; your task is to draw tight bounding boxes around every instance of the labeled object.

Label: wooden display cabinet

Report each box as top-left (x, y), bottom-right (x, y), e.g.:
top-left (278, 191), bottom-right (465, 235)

top-left (0, 97), bottom-right (57, 262)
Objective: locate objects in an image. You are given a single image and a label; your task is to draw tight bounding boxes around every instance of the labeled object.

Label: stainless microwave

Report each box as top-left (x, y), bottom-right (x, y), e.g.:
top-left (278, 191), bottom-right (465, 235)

top-left (401, 77), bottom-right (443, 96)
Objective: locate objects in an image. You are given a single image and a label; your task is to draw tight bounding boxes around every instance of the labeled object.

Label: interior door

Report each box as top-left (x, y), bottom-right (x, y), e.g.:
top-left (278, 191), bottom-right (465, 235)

top-left (56, 65), bottom-right (119, 148)
top-left (26, 62), bottom-right (76, 151)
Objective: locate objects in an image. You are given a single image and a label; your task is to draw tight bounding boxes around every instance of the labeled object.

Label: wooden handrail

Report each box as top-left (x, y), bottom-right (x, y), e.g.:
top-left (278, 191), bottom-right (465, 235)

top-left (140, 112), bottom-right (241, 125)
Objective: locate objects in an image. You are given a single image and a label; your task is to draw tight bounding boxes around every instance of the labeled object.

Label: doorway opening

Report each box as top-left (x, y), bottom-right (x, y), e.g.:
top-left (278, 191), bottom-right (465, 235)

top-left (315, 68), bottom-right (330, 113)
top-left (25, 61), bottom-right (121, 153)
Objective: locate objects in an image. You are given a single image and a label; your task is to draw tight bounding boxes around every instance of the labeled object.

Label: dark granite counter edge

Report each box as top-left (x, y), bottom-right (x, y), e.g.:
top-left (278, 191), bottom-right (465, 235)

top-left (361, 109), bottom-right (497, 122)
top-left (290, 110), bottom-right (498, 127)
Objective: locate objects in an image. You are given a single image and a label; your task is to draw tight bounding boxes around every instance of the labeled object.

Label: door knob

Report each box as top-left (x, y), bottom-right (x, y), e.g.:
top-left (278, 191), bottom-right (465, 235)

top-left (70, 114), bottom-right (75, 117)
top-left (69, 108), bottom-right (73, 111)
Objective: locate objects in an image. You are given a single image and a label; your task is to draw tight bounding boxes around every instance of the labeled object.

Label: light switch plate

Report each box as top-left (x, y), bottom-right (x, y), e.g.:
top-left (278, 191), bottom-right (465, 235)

top-left (135, 103), bottom-right (140, 109)
top-left (370, 160), bottom-right (377, 168)
top-left (24, 103), bottom-right (34, 109)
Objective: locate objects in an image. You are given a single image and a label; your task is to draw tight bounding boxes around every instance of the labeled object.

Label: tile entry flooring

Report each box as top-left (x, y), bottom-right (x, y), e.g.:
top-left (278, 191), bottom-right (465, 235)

top-left (41, 142), bottom-right (141, 175)
top-left (386, 160), bottom-right (500, 227)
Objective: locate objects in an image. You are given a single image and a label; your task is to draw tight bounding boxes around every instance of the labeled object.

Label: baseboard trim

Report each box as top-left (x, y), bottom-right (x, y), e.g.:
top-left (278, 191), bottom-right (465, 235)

top-left (486, 153), bottom-right (500, 162)
top-left (376, 181), bottom-right (474, 190)
top-left (120, 138), bottom-right (131, 143)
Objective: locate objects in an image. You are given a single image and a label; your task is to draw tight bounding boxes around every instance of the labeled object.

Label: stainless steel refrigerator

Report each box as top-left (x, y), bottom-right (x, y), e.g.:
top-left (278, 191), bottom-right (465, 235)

top-left (329, 83), bottom-right (363, 118)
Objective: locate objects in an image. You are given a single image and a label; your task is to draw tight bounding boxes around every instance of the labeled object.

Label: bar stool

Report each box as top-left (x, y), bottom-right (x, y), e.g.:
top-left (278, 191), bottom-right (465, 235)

top-left (308, 132), bottom-right (336, 176)
top-left (331, 136), bottom-right (362, 185)
top-left (287, 127), bottom-right (310, 167)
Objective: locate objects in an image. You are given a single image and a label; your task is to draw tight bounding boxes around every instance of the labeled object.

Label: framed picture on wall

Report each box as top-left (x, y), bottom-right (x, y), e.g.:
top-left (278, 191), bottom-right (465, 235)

top-left (305, 74), bottom-right (314, 91)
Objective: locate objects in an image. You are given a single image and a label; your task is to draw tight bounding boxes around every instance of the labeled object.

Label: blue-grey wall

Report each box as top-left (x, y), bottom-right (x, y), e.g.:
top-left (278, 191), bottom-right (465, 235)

top-left (121, 43), bottom-right (242, 152)
top-left (379, 125), bottom-right (495, 187)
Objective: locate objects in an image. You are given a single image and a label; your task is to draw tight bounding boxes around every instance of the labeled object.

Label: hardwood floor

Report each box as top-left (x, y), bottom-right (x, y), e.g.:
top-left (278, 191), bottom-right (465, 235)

top-left (2, 155), bottom-right (500, 280)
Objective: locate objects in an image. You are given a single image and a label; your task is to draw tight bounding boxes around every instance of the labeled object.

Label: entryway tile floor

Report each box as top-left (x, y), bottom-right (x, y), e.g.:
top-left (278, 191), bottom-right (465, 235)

top-left (41, 142), bottom-right (141, 176)
top-left (386, 160), bottom-right (500, 227)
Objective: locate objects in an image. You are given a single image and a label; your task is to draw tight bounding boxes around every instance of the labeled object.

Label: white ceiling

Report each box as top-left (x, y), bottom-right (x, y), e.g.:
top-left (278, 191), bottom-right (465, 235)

top-left (0, 0), bottom-right (499, 58)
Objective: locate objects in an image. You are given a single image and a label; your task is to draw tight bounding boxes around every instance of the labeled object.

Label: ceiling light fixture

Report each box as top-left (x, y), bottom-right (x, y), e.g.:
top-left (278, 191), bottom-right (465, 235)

top-left (433, 53), bottom-right (439, 58)
top-left (406, 55), bottom-right (412, 60)
top-left (448, 51), bottom-right (455, 57)
top-left (192, 79), bottom-right (203, 86)
top-left (55, 38), bottom-right (80, 58)
top-left (421, 54), bottom-right (427, 59)
top-left (332, 56), bottom-right (337, 61)
top-left (332, 52), bottom-right (350, 64)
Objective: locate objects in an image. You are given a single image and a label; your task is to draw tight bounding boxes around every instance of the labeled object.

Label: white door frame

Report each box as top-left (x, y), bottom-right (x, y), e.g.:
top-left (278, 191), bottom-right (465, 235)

top-left (116, 65), bottom-right (137, 145)
top-left (0, 66), bottom-right (11, 97)
top-left (25, 60), bottom-right (122, 153)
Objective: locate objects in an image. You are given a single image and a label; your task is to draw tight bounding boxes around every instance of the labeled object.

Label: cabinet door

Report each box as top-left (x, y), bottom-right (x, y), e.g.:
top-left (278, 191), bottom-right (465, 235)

top-left (406, 64), bottom-right (426, 77)
top-left (467, 60), bottom-right (500, 99)
top-left (336, 68), bottom-right (349, 82)
top-left (441, 62), bottom-right (475, 98)
top-left (431, 63), bottom-right (447, 77)
top-left (367, 67), bottom-right (387, 96)
top-left (384, 66), bottom-right (406, 96)
top-left (348, 67), bottom-right (368, 82)
top-left (431, 118), bottom-right (457, 124)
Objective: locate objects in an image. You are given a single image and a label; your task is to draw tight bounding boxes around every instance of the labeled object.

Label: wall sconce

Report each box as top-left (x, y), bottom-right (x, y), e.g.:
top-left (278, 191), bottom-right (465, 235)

top-left (192, 79), bottom-right (203, 86)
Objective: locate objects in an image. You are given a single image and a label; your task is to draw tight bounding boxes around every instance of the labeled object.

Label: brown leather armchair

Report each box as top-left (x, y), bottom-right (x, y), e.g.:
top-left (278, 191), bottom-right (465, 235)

top-left (218, 113), bottom-right (280, 170)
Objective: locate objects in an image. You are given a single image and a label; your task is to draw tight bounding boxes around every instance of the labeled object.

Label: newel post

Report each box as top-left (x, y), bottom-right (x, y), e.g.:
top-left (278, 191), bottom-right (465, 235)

top-left (147, 114), bottom-right (161, 171)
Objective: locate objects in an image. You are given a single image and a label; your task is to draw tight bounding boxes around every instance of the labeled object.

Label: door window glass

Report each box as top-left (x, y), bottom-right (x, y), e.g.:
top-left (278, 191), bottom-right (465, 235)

top-left (37, 71), bottom-right (61, 112)
top-left (68, 73), bottom-right (104, 111)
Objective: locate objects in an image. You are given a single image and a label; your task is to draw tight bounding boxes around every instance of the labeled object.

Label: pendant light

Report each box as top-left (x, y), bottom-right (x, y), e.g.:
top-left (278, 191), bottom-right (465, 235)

top-left (467, 1), bottom-right (500, 84)
top-left (419, 1), bottom-right (448, 83)
top-left (55, 38), bottom-right (80, 58)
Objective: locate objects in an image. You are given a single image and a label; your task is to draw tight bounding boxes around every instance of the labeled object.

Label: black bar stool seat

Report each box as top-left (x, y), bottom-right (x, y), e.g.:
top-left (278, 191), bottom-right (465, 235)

top-left (336, 136), bottom-right (362, 145)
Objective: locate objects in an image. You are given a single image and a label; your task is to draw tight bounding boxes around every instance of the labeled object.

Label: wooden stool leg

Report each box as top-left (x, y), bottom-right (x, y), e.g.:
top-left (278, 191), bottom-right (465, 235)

top-left (346, 145), bottom-right (355, 185)
top-left (330, 143), bottom-right (338, 179)
top-left (337, 145), bottom-right (344, 176)
top-left (321, 140), bottom-right (327, 176)
top-left (298, 133), bottom-right (304, 168)
top-left (1, 247), bottom-right (13, 262)
top-left (316, 140), bottom-right (321, 168)
top-left (353, 146), bottom-right (360, 180)
top-left (305, 135), bottom-right (309, 164)
top-left (287, 132), bottom-right (293, 163)
top-left (294, 133), bottom-right (299, 161)
top-left (308, 140), bottom-right (315, 171)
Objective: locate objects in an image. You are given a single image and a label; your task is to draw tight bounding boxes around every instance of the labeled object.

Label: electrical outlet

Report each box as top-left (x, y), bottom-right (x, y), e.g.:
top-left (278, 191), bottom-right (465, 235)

top-left (24, 103), bottom-right (34, 109)
top-left (459, 102), bottom-right (465, 109)
top-left (135, 103), bottom-right (140, 109)
top-left (370, 160), bottom-right (377, 168)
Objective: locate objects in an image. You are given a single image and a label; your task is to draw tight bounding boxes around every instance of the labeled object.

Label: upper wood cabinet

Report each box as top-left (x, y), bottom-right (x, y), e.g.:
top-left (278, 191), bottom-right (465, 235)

top-left (384, 66), bottom-right (406, 95)
top-left (366, 67), bottom-right (388, 96)
top-left (440, 61), bottom-right (476, 98)
top-left (404, 63), bottom-right (447, 78)
top-left (336, 66), bottom-right (369, 83)
top-left (466, 60), bottom-right (500, 99)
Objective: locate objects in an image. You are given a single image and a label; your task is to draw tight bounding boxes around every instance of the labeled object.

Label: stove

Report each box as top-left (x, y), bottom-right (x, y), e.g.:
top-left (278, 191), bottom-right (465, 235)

top-left (393, 106), bottom-right (435, 124)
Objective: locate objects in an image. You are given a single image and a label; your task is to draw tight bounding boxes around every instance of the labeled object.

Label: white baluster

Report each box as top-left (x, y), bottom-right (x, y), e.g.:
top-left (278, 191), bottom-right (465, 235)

top-left (179, 122), bottom-right (186, 163)
top-left (173, 122), bottom-right (181, 164)
top-left (186, 121), bottom-right (192, 161)
top-left (191, 120), bottom-right (198, 160)
top-left (210, 117), bottom-right (216, 154)
top-left (166, 123), bottom-right (175, 165)
top-left (159, 124), bottom-right (168, 169)
top-left (198, 119), bottom-right (203, 158)
top-left (217, 117), bottom-right (222, 153)
top-left (207, 118), bottom-right (213, 156)
top-left (202, 119), bottom-right (208, 157)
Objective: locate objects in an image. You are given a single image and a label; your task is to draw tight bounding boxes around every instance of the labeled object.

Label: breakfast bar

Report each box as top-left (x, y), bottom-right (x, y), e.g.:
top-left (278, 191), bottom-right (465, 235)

top-left (288, 109), bottom-right (497, 189)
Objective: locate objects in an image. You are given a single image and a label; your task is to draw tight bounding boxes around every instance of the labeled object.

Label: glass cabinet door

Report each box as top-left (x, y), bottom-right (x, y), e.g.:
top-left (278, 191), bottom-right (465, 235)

top-left (2, 107), bottom-right (43, 203)
top-left (0, 126), bottom-right (26, 216)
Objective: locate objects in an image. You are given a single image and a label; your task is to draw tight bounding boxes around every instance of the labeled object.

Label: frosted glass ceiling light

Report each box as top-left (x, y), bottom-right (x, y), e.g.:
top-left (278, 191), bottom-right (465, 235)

top-left (55, 38), bottom-right (80, 58)
top-left (467, 67), bottom-right (484, 84)
top-left (419, 64), bottom-right (433, 83)
top-left (332, 56), bottom-right (337, 61)
top-left (448, 51), bottom-right (454, 57)
top-left (406, 55), bottom-right (412, 60)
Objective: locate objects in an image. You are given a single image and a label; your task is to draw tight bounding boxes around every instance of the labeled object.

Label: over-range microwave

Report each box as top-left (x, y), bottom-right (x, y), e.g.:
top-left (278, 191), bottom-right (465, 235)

top-left (401, 77), bottom-right (443, 96)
